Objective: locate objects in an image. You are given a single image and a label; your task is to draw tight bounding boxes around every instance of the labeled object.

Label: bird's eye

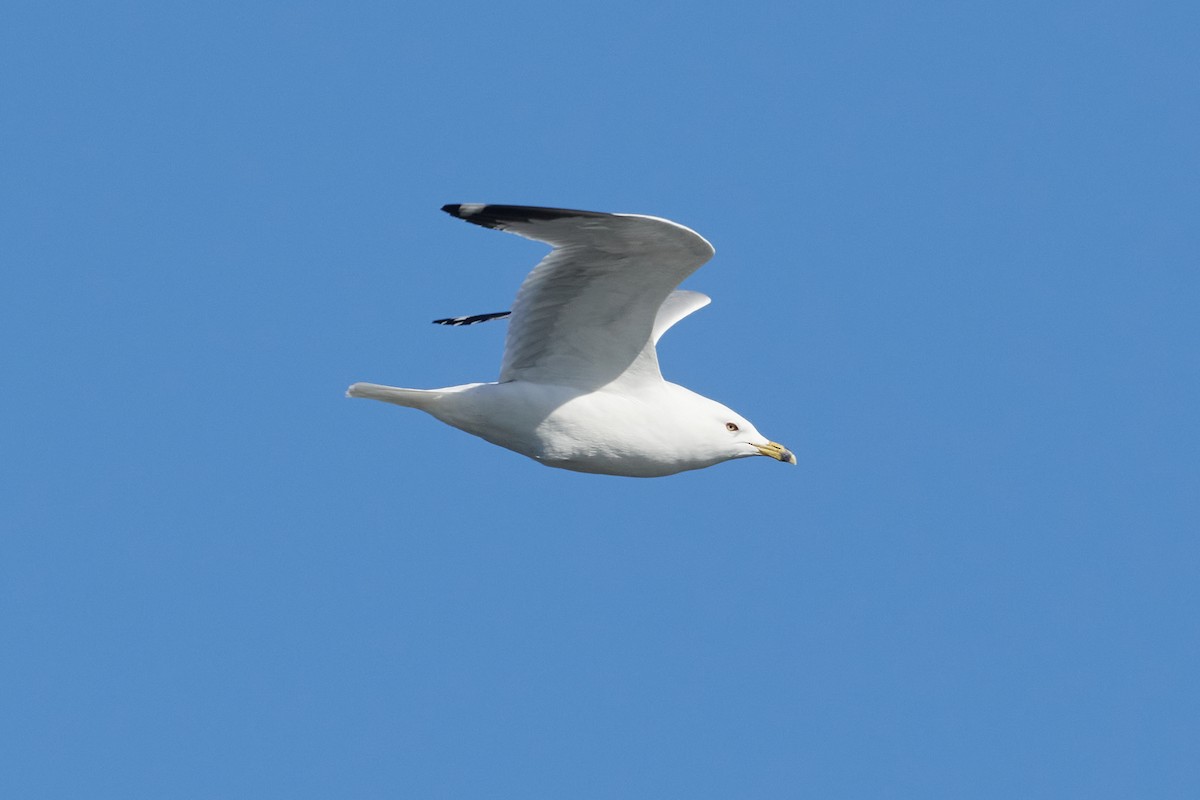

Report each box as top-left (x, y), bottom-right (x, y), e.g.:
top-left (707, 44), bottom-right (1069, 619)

top-left (726, 422), bottom-right (739, 432)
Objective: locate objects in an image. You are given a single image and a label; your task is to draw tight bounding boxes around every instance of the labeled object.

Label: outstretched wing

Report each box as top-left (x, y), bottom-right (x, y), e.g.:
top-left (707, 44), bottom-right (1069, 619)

top-left (442, 204), bottom-right (714, 389)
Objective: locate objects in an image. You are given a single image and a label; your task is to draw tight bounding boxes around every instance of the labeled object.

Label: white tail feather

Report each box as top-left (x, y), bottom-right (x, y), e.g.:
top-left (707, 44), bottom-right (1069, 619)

top-left (346, 382), bottom-right (442, 409)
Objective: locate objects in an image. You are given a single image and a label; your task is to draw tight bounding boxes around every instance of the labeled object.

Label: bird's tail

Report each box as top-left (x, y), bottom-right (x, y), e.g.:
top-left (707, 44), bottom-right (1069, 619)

top-left (345, 382), bottom-right (443, 409)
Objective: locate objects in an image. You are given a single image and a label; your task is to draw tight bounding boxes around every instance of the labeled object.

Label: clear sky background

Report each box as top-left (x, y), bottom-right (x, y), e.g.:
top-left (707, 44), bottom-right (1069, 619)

top-left (3, 2), bottom-right (1197, 798)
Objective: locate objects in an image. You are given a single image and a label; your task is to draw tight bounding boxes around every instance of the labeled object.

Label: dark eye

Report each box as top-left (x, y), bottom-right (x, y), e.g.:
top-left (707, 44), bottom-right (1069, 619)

top-left (725, 422), bottom-right (739, 432)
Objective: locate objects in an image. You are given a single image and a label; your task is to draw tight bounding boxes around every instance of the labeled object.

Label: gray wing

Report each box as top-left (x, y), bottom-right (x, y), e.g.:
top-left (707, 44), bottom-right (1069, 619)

top-left (442, 204), bottom-right (715, 389)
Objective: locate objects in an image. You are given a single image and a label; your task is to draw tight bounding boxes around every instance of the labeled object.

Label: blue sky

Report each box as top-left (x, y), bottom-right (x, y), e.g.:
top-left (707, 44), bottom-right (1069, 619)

top-left (3, 1), bottom-right (1197, 797)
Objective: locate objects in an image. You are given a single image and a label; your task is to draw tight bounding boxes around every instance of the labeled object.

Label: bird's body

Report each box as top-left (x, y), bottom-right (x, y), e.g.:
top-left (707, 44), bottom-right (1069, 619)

top-left (349, 379), bottom-right (769, 477)
top-left (348, 204), bottom-right (794, 477)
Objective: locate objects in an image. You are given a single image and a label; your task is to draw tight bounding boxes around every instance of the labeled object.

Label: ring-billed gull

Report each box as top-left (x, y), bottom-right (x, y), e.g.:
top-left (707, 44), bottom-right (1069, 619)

top-left (348, 204), bottom-right (795, 477)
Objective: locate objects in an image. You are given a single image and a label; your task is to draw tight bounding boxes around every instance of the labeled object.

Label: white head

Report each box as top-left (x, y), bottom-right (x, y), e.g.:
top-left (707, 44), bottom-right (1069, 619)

top-left (698, 400), bottom-right (796, 467)
top-left (655, 388), bottom-right (796, 472)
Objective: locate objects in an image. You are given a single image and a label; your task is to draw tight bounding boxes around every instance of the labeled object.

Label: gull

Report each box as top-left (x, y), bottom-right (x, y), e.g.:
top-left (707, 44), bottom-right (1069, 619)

top-left (348, 204), bottom-right (795, 477)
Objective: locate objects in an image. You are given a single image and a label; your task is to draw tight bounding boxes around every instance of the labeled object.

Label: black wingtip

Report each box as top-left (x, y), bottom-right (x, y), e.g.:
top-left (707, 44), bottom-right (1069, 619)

top-left (440, 203), bottom-right (613, 229)
top-left (441, 203), bottom-right (506, 230)
top-left (441, 203), bottom-right (495, 218)
top-left (431, 311), bottom-right (512, 326)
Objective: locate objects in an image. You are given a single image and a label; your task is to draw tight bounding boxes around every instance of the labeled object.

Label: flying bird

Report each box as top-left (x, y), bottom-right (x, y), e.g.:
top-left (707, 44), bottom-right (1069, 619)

top-left (348, 204), bottom-right (795, 477)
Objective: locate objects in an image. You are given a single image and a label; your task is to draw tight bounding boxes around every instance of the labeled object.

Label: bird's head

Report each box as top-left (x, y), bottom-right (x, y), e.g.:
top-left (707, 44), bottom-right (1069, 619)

top-left (689, 397), bottom-right (796, 468)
